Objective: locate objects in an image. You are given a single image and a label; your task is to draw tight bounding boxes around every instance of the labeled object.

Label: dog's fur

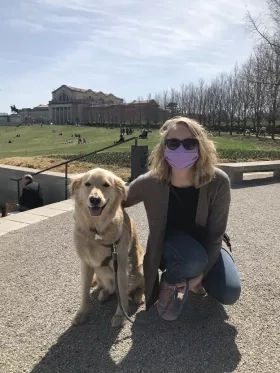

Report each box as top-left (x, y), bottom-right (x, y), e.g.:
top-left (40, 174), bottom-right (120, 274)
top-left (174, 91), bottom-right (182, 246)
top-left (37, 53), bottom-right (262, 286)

top-left (70, 168), bottom-right (144, 327)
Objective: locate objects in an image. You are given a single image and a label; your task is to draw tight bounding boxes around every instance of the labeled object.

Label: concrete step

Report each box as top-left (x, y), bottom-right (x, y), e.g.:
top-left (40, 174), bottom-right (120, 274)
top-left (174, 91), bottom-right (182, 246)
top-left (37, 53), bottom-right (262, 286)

top-left (0, 200), bottom-right (74, 236)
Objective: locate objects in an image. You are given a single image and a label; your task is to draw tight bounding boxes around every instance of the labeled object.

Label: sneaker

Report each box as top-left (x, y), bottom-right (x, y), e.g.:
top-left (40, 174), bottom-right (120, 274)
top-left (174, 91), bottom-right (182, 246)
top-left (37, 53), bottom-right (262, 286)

top-left (157, 279), bottom-right (179, 321)
top-left (176, 281), bottom-right (188, 294)
top-left (191, 283), bottom-right (207, 296)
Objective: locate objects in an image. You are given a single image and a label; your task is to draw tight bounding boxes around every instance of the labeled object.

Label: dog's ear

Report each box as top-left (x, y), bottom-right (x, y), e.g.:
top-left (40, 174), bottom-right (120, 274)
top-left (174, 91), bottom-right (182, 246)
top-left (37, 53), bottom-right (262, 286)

top-left (69, 175), bottom-right (82, 197)
top-left (115, 177), bottom-right (128, 201)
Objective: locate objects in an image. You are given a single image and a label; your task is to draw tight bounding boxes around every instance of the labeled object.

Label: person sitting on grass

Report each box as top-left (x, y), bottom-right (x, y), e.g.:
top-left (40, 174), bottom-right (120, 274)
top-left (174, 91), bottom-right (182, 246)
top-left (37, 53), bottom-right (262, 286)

top-left (139, 129), bottom-right (148, 139)
top-left (123, 116), bottom-right (241, 321)
top-left (18, 175), bottom-right (44, 212)
top-left (114, 134), bottom-right (125, 144)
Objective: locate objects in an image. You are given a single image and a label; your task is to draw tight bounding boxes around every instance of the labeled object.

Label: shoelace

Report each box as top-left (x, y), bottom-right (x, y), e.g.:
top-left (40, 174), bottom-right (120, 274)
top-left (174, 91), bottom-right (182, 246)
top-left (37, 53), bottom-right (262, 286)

top-left (159, 281), bottom-right (190, 318)
top-left (176, 280), bottom-right (190, 316)
top-left (113, 245), bottom-right (190, 325)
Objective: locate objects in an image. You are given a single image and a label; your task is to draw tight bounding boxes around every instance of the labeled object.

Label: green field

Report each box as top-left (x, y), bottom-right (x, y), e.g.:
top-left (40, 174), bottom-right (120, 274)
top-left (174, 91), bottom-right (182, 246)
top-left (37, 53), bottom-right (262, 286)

top-left (0, 124), bottom-right (279, 160)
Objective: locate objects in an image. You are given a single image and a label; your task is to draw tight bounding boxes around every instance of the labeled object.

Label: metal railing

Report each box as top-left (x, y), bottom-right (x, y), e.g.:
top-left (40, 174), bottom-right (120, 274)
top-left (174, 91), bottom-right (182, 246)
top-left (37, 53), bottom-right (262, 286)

top-left (10, 136), bottom-right (138, 203)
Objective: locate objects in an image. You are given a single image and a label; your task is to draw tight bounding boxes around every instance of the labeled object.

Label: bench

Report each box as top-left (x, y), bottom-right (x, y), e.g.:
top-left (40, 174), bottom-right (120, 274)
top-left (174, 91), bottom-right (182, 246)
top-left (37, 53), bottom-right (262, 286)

top-left (218, 161), bottom-right (280, 184)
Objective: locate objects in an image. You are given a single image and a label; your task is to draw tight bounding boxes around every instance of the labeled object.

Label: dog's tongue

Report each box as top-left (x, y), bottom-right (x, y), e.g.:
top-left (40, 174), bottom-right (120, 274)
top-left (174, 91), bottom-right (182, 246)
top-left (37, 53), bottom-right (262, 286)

top-left (89, 206), bottom-right (102, 216)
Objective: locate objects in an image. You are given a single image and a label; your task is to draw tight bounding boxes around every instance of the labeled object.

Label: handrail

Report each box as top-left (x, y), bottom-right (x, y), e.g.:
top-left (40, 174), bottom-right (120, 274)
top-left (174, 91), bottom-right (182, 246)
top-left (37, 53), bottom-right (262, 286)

top-left (10, 136), bottom-right (139, 203)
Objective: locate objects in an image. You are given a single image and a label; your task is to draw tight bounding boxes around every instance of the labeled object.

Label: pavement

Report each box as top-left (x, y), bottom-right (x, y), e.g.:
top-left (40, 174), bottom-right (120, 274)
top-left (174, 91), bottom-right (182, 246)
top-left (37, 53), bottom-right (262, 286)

top-left (0, 178), bottom-right (280, 373)
top-left (0, 200), bottom-right (74, 236)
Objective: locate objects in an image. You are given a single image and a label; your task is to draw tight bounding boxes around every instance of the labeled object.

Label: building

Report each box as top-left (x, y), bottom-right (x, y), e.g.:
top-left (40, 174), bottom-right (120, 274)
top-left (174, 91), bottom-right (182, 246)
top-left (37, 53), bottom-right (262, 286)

top-left (83, 99), bottom-right (169, 126)
top-left (0, 113), bottom-right (9, 121)
top-left (15, 85), bottom-right (169, 126)
top-left (20, 105), bottom-right (49, 124)
top-left (48, 85), bottom-right (123, 124)
top-left (0, 113), bottom-right (21, 124)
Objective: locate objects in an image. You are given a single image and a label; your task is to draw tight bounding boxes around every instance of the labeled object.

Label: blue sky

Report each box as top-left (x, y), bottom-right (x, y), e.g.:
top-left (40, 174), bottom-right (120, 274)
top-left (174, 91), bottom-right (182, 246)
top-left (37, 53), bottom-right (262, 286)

top-left (0, 0), bottom-right (264, 113)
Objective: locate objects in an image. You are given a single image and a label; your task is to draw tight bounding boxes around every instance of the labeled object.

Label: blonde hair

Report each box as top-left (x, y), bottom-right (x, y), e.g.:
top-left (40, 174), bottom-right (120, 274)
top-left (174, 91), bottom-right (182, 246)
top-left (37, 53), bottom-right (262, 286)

top-left (149, 116), bottom-right (217, 188)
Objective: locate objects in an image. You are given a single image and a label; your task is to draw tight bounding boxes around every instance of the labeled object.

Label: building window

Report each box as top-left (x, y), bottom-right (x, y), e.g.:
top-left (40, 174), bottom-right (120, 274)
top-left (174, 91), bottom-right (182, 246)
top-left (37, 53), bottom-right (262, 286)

top-left (59, 92), bottom-right (69, 102)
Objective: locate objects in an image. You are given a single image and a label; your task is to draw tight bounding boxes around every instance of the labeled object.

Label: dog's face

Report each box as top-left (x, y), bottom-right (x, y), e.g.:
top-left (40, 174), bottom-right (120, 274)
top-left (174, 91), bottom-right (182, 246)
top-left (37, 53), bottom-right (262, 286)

top-left (70, 168), bottom-right (127, 217)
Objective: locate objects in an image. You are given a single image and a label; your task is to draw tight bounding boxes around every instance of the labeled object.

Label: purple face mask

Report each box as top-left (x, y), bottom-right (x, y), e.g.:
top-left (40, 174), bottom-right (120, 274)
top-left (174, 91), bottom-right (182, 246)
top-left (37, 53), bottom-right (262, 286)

top-left (164, 145), bottom-right (199, 170)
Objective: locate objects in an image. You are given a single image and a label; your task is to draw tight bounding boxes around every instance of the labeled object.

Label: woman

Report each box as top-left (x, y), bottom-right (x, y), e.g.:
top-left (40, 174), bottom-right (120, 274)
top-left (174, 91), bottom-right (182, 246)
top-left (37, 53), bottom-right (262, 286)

top-left (124, 117), bottom-right (241, 321)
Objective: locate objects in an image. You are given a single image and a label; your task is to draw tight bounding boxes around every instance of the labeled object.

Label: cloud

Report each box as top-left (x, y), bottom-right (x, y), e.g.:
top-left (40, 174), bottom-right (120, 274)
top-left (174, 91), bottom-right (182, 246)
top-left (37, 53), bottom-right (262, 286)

top-left (0, 0), bottom-right (266, 112)
top-left (7, 19), bottom-right (45, 32)
top-left (6, 18), bottom-right (81, 34)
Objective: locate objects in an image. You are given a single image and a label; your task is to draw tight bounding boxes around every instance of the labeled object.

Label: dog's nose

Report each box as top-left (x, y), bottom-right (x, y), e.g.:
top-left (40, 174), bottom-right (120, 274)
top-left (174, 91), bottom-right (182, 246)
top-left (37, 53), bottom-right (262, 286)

top-left (89, 196), bottom-right (101, 206)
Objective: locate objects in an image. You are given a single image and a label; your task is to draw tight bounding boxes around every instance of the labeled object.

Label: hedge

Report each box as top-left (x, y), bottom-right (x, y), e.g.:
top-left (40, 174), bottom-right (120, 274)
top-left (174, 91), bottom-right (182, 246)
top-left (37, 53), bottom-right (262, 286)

top-left (51, 148), bottom-right (280, 167)
top-left (217, 148), bottom-right (280, 161)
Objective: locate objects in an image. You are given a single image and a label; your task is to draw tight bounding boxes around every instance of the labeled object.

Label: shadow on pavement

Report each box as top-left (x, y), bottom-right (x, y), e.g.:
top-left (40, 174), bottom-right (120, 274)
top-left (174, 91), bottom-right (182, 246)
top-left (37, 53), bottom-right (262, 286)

top-left (231, 177), bottom-right (279, 189)
top-left (31, 294), bottom-right (240, 373)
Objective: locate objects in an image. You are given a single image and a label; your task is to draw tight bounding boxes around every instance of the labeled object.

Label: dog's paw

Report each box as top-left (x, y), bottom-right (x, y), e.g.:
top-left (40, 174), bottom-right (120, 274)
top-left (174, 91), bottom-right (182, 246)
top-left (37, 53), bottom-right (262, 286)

top-left (72, 310), bottom-right (89, 325)
top-left (98, 289), bottom-right (109, 303)
top-left (132, 293), bottom-right (144, 305)
top-left (111, 314), bottom-right (125, 328)
top-left (91, 273), bottom-right (103, 288)
top-left (130, 288), bottom-right (144, 306)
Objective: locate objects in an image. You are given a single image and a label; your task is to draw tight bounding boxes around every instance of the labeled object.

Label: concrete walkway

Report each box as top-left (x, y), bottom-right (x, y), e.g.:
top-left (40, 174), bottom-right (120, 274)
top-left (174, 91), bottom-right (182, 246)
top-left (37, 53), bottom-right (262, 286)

top-left (0, 179), bottom-right (279, 373)
top-left (0, 200), bottom-right (74, 236)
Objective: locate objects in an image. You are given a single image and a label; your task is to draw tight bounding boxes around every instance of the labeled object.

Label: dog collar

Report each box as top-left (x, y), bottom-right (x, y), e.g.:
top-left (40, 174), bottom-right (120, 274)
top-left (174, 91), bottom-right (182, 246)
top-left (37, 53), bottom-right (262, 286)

top-left (89, 227), bottom-right (121, 267)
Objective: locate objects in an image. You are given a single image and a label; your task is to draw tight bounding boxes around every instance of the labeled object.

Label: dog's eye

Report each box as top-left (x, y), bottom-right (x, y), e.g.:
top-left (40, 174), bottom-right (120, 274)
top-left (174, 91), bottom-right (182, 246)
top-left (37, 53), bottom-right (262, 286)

top-left (85, 182), bottom-right (91, 187)
top-left (103, 182), bottom-right (110, 187)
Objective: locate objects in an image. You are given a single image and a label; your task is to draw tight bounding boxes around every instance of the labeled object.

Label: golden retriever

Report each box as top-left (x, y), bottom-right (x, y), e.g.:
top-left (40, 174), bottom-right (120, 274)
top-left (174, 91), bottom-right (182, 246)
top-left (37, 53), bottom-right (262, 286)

top-left (70, 168), bottom-right (144, 327)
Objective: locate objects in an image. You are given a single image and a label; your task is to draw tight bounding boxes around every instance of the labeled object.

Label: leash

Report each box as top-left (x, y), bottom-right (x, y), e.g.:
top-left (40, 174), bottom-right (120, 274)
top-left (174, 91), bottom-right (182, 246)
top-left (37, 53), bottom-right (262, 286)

top-left (89, 227), bottom-right (189, 325)
top-left (111, 243), bottom-right (189, 326)
top-left (89, 226), bottom-right (231, 325)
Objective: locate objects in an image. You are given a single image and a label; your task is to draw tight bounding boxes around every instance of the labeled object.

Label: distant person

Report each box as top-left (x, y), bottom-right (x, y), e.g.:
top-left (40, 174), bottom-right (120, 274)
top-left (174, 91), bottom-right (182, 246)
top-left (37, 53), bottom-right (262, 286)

top-left (18, 175), bottom-right (44, 211)
top-left (139, 129), bottom-right (148, 139)
top-left (114, 134), bottom-right (125, 144)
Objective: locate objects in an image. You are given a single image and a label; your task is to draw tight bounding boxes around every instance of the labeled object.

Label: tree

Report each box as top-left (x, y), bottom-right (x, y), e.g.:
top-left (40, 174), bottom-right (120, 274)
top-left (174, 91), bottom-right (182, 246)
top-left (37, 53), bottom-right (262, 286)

top-left (246, 0), bottom-right (280, 53)
top-left (237, 63), bottom-right (252, 134)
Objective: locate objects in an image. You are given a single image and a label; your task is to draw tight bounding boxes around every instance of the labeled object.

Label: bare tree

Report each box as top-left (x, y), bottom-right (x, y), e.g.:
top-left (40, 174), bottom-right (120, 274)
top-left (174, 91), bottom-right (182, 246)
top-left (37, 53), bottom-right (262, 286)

top-left (262, 45), bottom-right (280, 138)
top-left (238, 63), bottom-right (252, 134)
top-left (197, 79), bottom-right (206, 125)
top-left (246, 0), bottom-right (280, 52)
top-left (224, 66), bottom-right (239, 135)
top-left (246, 49), bottom-right (266, 136)
top-left (152, 31), bottom-right (280, 138)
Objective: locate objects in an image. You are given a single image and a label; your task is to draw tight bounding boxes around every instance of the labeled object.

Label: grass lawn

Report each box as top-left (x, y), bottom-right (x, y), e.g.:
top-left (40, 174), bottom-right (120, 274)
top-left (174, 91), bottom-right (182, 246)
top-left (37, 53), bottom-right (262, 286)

top-left (0, 124), bottom-right (279, 159)
top-left (0, 124), bottom-right (279, 180)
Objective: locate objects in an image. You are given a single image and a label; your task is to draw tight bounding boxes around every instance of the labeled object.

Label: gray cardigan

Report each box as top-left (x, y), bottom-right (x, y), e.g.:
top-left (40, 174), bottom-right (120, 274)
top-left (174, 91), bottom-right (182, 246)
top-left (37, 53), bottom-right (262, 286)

top-left (124, 168), bottom-right (231, 309)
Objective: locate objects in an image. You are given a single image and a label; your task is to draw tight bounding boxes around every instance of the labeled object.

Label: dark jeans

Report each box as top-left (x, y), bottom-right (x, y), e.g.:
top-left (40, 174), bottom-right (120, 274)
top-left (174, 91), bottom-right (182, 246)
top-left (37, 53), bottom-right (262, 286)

top-left (18, 205), bottom-right (29, 212)
top-left (162, 230), bottom-right (241, 305)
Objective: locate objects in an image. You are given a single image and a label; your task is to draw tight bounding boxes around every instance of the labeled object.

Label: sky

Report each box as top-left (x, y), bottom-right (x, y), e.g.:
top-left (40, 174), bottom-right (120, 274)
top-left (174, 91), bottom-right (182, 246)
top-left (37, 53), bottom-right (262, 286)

top-left (0, 0), bottom-right (266, 113)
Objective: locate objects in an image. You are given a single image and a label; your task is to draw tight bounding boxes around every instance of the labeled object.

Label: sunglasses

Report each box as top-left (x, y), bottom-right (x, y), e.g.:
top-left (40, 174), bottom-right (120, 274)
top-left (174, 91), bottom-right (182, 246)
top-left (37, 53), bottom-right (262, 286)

top-left (165, 138), bottom-right (198, 151)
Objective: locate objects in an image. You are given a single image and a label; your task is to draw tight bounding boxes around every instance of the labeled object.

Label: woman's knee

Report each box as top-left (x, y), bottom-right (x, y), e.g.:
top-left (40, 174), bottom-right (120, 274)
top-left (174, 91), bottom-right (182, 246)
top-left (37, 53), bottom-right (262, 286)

top-left (181, 254), bottom-right (208, 278)
top-left (163, 231), bottom-right (208, 281)
top-left (163, 231), bottom-right (208, 262)
top-left (165, 252), bottom-right (208, 282)
top-left (217, 284), bottom-right (241, 305)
